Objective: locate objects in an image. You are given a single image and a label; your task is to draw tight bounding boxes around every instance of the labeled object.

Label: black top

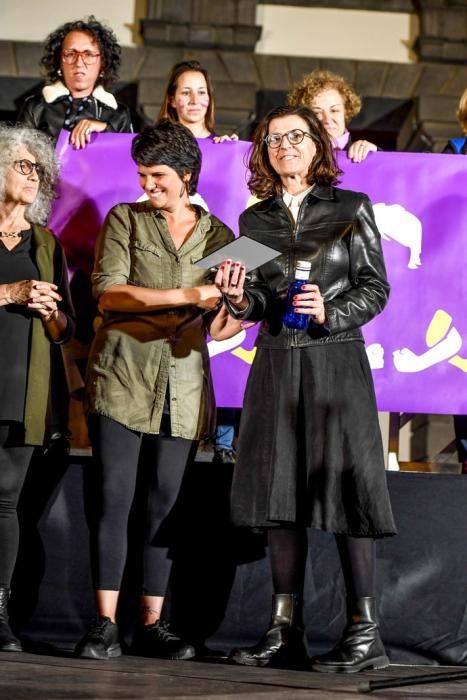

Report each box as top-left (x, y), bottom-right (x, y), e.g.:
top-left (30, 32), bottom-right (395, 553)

top-left (0, 231), bottom-right (39, 421)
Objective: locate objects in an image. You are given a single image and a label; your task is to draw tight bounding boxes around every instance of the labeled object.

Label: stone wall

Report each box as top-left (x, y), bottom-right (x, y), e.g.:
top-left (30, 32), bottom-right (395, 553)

top-left (1, 39), bottom-right (466, 149)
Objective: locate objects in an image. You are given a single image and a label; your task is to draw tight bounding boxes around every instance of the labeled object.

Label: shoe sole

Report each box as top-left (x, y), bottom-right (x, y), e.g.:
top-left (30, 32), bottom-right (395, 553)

top-left (167, 649), bottom-right (196, 661)
top-left (76, 644), bottom-right (122, 660)
top-left (0, 644), bottom-right (22, 653)
top-left (132, 645), bottom-right (196, 661)
top-left (311, 655), bottom-right (389, 674)
top-left (231, 654), bottom-right (269, 667)
top-left (231, 654), bottom-right (308, 669)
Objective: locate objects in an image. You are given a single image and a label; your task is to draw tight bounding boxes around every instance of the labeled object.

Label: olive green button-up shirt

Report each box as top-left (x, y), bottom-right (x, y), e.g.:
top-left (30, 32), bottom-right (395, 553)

top-left (85, 202), bottom-right (234, 438)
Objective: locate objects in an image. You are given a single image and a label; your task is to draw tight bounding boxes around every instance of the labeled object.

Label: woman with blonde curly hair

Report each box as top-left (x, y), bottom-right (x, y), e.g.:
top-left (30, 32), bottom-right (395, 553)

top-left (288, 70), bottom-right (377, 163)
top-left (442, 88), bottom-right (467, 154)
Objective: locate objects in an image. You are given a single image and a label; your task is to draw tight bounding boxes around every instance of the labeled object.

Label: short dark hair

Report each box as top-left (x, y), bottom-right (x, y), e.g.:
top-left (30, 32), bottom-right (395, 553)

top-left (158, 60), bottom-right (215, 134)
top-left (131, 119), bottom-right (202, 195)
top-left (247, 104), bottom-right (341, 199)
top-left (40, 15), bottom-right (121, 89)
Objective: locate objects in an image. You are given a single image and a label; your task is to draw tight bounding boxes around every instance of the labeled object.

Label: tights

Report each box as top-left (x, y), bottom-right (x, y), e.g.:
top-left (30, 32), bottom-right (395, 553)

top-left (88, 414), bottom-right (198, 596)
top-left (268, 527), bottom-right (375, 601)
top-left (0, 424), bottom-right (34, 587)
top-left (268, 527), bottom-right (308, 597)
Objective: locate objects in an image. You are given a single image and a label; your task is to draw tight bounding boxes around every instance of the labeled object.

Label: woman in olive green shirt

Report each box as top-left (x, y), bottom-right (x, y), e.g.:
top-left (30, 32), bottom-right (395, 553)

top-left (77, 119), bottom-right (238, 661)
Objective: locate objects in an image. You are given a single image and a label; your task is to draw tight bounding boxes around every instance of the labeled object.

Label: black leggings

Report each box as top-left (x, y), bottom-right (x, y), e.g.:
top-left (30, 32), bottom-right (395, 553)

top-left (0, 424), bottom-right (34, 587)
top-left (268, 526), bottom-right (375, 601)
top-left (88, 414), bottom-right (198, 596)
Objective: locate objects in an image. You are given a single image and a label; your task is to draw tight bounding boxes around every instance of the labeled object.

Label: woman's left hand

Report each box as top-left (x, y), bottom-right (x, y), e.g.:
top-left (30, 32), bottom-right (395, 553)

top-left (215, 259), bottom-right (247, 309)
top-left (292, 284), bottom-right (326, 325)
top-left (212, 133), bottom-right (239, 143)
top-left (347, 139), bottom-right (377, 163)
top-left (26, 283), bottom-right (62, 322)
top-left (70, 119), bottom-right (108, 150)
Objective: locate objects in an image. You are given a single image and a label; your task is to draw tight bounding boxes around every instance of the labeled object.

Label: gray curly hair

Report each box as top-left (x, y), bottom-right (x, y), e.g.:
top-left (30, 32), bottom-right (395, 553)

top-left (0, 124), bottom-right (59, 225)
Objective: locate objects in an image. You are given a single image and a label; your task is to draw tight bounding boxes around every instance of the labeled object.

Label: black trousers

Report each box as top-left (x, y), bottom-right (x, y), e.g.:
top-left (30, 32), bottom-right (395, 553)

top-left (0, 423), bottom-right (34, 587)
top-left (88, 414), bottom-right (198, 596)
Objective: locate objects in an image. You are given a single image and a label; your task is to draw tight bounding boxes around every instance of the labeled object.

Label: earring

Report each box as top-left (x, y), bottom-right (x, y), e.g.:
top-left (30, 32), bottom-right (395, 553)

top-left (57, 68), bottom-right (62, 76)
top-left (99, 72), bottom-right (104, 78)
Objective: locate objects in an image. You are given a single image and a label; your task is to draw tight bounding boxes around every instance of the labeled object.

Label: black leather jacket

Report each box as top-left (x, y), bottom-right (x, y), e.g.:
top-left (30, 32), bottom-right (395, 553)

top-left (18, 91), bottom-right (132, 141)
top-left (228, 184), bottom-right (390, 348)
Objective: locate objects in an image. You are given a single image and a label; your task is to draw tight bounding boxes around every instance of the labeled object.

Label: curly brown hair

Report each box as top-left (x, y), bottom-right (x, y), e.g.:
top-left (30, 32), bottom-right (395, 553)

top-left (247, 105), bottom-right (341, 200)
top-left (287, 70), bottom-right (362, 123)
top-left (40, 15), bottom-right (121, 90)
top-left (158, 61), bottom-right (215, 134)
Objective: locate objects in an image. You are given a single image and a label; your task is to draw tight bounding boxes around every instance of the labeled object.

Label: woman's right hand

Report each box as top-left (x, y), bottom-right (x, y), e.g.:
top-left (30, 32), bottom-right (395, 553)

top-left (0, 280), bottom-right (60, 306)
top-left (347, 139), bottom-right (377, 163)
top-left (215, 259), bottom-right (247, 308)
top-left (194, 284), bottom-right (223, 311)
top-left (70, 119), bottom-right (108, 150)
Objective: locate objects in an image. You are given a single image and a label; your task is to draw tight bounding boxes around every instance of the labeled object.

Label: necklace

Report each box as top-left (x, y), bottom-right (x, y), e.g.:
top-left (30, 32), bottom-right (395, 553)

top-left (0, 231), bottom-right (23, 238)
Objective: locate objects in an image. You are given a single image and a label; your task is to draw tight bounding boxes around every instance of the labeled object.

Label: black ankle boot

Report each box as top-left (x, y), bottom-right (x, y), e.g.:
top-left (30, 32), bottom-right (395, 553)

top-left (0, 587), bottom-right (22, 653)
top-left (311, 596), bottom-right (388, 673)
top-left (230, 594), bottom-right (308, 668)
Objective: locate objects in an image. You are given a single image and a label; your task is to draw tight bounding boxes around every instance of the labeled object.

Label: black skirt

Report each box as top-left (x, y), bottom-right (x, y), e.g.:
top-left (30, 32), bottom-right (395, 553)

top-left (231, 341), bottom-right (396, 537)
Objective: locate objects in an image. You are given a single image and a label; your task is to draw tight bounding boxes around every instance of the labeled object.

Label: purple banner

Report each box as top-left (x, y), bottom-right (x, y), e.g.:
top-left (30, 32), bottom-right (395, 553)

top-left (50, 132), bottom-right (467, 414)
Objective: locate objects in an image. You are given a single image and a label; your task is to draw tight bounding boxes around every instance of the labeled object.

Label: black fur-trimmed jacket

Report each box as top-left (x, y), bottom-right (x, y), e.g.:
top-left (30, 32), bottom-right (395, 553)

top-left (17, 81), bottom-right (132, 140)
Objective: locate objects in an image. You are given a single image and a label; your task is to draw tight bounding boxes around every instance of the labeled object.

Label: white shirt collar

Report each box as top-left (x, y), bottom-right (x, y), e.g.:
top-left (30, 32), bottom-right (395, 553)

top-left (282, 186), bottom-right (313, 221)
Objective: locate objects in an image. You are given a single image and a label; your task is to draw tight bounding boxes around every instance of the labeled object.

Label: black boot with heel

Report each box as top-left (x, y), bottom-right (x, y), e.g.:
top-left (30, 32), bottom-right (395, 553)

top-left (230, 593), bottom-right (308, 668)
top-left (0, 587), bottom-right (22, 653)
top-left (311, 596), bottom-right (388, 673)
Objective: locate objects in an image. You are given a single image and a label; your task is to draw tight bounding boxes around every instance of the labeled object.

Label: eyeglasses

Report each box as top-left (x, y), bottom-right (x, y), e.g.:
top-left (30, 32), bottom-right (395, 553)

top-left (264, 129), bottom-right (313, 149)
top-left (61, 49), bottom-right (101, 65)
top-left (13, 159), bottom-right (45, 179)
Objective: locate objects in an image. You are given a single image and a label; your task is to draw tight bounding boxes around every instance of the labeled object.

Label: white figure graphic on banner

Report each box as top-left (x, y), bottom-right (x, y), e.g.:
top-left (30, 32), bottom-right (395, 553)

top-left (373, 203), bottom-right (422, 270)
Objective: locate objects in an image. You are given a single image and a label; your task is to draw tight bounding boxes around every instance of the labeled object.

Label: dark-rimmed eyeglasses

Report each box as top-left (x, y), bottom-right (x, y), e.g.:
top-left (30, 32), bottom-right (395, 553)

top-left (61, 49), bottom-right (101, 65)
top-left (264, 129), bottom-right (313, 149)
top-left (13, 159), bottom-right (45, 179)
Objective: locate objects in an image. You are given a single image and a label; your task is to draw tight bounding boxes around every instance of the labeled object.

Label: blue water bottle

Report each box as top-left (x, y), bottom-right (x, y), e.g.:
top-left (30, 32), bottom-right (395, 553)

top-left (282, 260), bottom-right (312, 330)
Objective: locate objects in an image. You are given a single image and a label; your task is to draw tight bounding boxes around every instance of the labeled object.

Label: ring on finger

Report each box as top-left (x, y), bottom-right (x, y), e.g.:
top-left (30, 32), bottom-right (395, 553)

top-left (85, 127), bottom-right (91, 135)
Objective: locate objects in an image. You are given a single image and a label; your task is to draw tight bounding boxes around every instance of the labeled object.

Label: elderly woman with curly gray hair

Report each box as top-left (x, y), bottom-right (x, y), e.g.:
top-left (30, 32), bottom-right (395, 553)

top-left (0, 124), bottom-right (75, 652)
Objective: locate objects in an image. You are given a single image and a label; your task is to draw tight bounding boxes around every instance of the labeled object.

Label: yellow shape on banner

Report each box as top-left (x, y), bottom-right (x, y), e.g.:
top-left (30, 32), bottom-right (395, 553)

top-left (449, 356), bottom-right (467, 372)
top-left (425, 309), bottom-right (467, 372)
top-left (232, 346), bottom-right (257, 364)
top-left (425, 309), bottom-right (452, 347)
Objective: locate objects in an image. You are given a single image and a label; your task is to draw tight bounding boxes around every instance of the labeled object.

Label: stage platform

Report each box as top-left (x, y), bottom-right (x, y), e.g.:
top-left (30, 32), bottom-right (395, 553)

top-left (9, 456), bottom-right (467, 670)
top-left (3, 653), bottom-right (467, 699)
